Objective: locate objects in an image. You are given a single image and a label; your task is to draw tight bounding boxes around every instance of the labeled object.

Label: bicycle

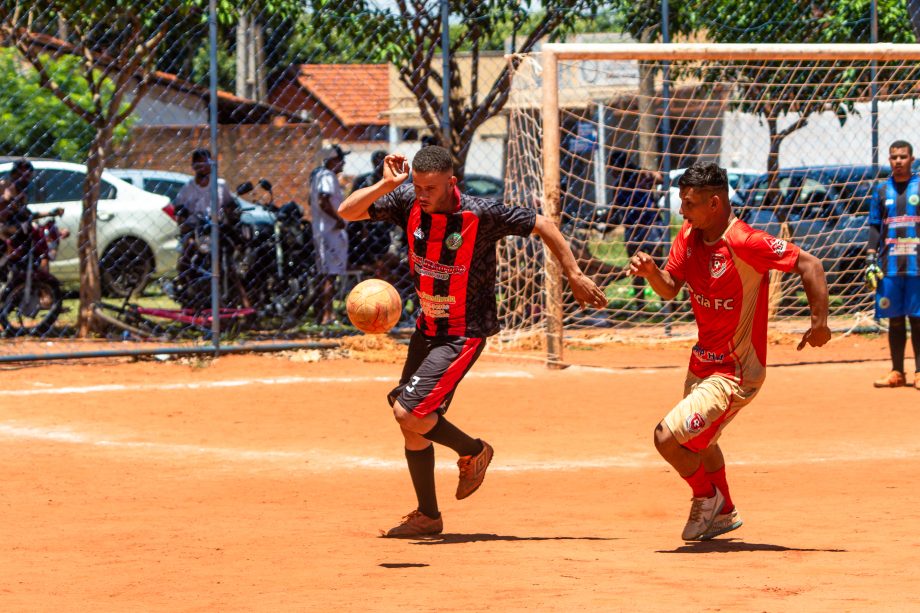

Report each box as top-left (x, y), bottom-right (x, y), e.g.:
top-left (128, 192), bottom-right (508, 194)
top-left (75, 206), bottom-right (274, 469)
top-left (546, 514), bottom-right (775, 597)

top-left (92, 283), bottom-right (255, 341)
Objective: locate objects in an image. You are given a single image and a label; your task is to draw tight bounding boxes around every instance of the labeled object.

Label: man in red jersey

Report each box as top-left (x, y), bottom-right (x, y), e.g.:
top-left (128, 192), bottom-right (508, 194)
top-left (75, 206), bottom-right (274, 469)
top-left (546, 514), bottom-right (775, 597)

top-left (339, 146), bottom-right (607, 538)
top-left (630, 162), bottom-right (831, 541)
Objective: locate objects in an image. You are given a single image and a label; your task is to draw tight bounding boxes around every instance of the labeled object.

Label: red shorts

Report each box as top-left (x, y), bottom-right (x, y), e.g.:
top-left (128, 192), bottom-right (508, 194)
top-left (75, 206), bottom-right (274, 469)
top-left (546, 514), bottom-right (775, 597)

top-left (387, 331), bottom-right (485, 418)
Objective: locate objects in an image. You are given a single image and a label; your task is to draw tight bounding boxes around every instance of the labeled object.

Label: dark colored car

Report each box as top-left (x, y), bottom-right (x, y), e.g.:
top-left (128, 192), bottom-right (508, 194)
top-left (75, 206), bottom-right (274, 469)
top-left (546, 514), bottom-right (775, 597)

top-left (730, 164), bottom-right (911, 293)
top-left (460, 174), bottom-right (504, 201)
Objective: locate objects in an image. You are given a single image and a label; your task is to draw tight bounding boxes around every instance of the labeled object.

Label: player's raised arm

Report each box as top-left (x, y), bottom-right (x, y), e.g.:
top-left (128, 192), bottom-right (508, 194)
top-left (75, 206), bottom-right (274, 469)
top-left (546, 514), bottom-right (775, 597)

top-left (793, 249), bottom-right (831, 351)
top-left (629, 251), bottom-right (683, 301)
top-left (532, 214), bottom-right (607, 308)
top-left (339, 154), bottom-right (409, 221)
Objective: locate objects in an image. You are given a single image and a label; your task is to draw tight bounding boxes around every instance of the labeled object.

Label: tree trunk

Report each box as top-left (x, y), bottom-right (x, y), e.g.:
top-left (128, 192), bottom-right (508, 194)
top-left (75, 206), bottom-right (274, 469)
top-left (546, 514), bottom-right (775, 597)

top-left (236, 11), bottom-right (265, 102)
top-left (637, 29), bottom-right (659, 172)
top-left (77, 128), bottom-right (110, 336)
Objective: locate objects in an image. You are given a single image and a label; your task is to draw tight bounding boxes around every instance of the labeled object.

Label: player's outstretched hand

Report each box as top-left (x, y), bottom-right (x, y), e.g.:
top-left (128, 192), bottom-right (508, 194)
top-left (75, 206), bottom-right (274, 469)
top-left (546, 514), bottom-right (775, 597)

top-left (569, 271), bottom-right (608, 309)
top-left (383, 154), bottom-right (410, 185)
top-left (796, 324), bottom-right (832, 351)
top-left (628, 251), bottom-right (657, 278)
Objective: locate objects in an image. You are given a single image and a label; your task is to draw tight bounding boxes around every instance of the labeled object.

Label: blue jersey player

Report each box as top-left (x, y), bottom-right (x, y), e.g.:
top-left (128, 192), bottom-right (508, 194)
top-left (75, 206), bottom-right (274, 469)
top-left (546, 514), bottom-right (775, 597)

top-left (867, 140), bottom-right (920, 390)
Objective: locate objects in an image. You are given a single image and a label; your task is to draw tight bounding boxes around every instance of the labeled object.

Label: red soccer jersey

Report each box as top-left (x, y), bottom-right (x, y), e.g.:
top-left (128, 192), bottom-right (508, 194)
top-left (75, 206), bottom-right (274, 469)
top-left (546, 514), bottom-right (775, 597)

top-left (665, 219), bottom-right (800, 386)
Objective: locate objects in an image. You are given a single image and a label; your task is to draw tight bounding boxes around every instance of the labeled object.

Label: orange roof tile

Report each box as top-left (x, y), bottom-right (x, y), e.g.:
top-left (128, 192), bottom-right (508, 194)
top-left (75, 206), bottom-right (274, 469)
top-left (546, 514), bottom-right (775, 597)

top-left (293, 64), bottom-right (389, 126)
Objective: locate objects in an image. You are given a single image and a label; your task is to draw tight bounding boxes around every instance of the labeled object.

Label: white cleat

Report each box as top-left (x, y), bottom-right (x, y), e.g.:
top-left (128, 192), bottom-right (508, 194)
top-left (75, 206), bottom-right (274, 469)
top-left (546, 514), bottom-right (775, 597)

top-left (681, 488), bottom-right (725, 541)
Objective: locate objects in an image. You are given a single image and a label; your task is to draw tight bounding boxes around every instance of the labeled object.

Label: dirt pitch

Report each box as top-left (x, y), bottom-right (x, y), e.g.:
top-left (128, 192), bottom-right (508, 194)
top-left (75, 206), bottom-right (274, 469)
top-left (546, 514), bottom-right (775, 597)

top-left (0, 333), bottom-right (917, 612)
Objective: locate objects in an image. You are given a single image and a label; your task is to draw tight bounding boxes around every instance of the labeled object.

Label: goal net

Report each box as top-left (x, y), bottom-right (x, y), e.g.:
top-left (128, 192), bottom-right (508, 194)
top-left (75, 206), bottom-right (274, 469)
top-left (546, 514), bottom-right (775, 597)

top-left (499, 43), bottom-right (920, 363)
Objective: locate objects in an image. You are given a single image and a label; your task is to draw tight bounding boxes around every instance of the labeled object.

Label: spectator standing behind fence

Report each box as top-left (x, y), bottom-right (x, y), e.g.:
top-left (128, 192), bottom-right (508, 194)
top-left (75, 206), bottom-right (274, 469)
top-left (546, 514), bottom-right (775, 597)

top-left (618, 166), bottom-right (666, 309)
top-left (349, 150), bottom-right (392, 271)
top-left (867, 140), bottom-right (920, 390)
top-left (171, 149), bottom-right (235, 278)
top-left (309, 145), bottom-right (350, 326)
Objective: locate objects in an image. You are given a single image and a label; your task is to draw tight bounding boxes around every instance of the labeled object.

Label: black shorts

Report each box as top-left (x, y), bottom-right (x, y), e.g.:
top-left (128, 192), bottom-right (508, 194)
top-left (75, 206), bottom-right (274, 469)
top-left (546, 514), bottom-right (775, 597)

top-left (387, 330), bottom-right (486, 418)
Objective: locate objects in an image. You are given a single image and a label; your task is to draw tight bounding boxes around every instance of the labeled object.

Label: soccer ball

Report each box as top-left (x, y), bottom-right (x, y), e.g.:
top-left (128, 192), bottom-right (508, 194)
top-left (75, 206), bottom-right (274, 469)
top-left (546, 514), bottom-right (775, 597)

top-left (345, 279), bottom-right (402, 334)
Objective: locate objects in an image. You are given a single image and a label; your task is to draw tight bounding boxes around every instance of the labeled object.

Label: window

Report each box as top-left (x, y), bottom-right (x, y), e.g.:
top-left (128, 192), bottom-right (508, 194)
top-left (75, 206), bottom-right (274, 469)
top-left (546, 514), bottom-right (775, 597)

top-left (34, 169), bottom-right (115, 203)
top-left (143, 178), bottom-right (185, 201)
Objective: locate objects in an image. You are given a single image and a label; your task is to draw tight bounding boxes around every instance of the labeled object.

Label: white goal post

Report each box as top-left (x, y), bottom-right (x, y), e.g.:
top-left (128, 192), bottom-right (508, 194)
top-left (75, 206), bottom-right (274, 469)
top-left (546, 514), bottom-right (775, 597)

top-left (499, 43), bottom-right (920, 365)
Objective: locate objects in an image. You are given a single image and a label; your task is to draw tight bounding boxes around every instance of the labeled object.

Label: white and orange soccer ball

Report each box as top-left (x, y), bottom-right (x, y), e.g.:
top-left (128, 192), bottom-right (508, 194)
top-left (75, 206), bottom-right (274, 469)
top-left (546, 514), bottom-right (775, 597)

top-left (345, 278), bottom-right (402, 334)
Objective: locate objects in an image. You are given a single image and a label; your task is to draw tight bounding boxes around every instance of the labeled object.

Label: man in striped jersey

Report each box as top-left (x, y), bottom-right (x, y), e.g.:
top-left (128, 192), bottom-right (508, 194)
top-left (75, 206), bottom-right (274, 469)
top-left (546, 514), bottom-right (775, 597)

top-left (339, 146), bottom-right (607, 538)
top-left (868, 140), bottom-right (920, 390)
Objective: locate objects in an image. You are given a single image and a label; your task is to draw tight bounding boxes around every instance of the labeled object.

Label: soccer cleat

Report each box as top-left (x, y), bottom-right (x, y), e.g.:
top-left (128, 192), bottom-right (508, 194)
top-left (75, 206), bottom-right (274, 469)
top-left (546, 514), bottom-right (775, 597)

top-left (381, 510), bottom-right (443, 538)
top-left (456, 440), bottom-right (494, 500)
top-left (914, 372), bottom-right (920, 391)
top-left (873, 370), bottom-right (906, 388)
top-left (699, 508), bottom-right (743, 540)
top-left (681, 488), bottom-right (725, 541)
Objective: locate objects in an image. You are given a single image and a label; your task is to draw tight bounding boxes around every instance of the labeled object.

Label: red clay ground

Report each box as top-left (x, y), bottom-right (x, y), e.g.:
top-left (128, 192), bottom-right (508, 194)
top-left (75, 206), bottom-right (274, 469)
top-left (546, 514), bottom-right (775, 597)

top-left (0, 333), bottom-right (917, 611)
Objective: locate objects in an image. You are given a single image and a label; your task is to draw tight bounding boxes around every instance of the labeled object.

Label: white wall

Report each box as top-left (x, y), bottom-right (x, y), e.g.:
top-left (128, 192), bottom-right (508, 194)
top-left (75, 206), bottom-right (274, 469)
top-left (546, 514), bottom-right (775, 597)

top-left (720, 99), bottom-right (920, 171)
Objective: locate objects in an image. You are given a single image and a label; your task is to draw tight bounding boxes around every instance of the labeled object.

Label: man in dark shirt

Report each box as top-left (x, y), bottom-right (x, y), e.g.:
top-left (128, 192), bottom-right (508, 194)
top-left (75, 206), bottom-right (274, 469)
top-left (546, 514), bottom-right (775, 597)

top-left (339, 146), bottom-right (607, 537)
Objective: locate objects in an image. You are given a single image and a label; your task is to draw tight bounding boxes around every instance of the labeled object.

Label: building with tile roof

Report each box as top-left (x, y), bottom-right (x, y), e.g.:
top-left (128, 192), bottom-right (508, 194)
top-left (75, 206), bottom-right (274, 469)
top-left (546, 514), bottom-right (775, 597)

top-left (269, 64), bottom-right (390, 143)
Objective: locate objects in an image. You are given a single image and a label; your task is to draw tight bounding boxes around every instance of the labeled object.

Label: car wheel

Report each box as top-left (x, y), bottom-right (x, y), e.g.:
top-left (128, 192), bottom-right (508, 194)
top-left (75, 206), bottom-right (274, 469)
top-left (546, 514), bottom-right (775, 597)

top-left (101, 238), bottom-right (155, 298)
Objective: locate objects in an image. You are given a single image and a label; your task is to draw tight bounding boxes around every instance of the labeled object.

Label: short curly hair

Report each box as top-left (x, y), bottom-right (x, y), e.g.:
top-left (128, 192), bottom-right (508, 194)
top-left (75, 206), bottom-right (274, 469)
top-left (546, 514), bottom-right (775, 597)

top-left (412, 146), bottom-right (453, 174)
top-left (677, 162), bottom-right (728, 191)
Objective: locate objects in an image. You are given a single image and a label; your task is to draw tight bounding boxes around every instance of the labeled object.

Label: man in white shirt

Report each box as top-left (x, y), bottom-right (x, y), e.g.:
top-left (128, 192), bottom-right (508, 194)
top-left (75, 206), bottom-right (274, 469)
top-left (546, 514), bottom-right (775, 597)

top-left (309, 144), bottom-right (349, 325)
top-left (173, 148), bottom-right (234, 224)
top-left (172, 148), bottom-right (235, 281)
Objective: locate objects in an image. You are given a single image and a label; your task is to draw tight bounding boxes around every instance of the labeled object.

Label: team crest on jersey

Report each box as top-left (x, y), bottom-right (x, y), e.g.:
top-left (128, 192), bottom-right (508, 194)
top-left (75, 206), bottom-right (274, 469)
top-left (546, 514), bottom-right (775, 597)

top-left (686, 246), bottom-right (693, 258)
top-left (910, 194), bottom-right (920, 205)
top-left (685, 412), bottom-right (706, 434)
top-left (710, 253), bottom-right (728, 278)
top-left (765, 236), bottom-right (788, 256)
top-left (413, 227), bottom-right (425, 240)
top-left (445, 232), bottom-right (463, 250)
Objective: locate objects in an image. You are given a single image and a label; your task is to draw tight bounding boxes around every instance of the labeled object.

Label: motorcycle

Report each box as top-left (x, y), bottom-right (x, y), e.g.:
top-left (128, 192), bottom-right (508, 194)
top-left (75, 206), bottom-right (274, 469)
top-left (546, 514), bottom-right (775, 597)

top-left (236, 179), bottom-right (317, 330)
top-left (0, 208), bottom-right (65, 336)
top-left (164, 191), bottom-right (252, 312)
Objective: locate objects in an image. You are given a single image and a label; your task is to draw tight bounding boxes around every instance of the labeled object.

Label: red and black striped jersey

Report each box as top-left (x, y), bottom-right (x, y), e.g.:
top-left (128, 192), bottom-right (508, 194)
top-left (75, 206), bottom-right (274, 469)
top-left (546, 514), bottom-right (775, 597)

top-left (369, 183), bottom-right (536, 338)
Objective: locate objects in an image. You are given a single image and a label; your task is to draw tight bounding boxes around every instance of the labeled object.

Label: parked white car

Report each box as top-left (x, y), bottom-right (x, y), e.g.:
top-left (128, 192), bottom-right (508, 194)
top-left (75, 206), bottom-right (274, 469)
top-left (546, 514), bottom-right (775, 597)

top-left (108, 168), bottom-right (192, 202)
top-left (110, 168), bottom-right (276, 227)
top-left (0, 159), bottom-right (177, 297)
top-left (659, 167), bottom-right (760, 221)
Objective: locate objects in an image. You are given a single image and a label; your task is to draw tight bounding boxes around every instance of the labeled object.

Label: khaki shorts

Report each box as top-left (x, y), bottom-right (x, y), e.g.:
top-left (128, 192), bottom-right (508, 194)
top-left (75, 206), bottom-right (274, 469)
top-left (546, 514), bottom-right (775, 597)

top-left (663, 373), bottom-right (760, 453)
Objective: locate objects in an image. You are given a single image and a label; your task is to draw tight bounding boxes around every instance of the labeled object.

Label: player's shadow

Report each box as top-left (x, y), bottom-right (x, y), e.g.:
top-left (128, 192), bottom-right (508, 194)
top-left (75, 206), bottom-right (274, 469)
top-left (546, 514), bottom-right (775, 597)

top-left (408, 533), bottom-right (619, 545)
top-left (658, 539), bottom-right (848, 554)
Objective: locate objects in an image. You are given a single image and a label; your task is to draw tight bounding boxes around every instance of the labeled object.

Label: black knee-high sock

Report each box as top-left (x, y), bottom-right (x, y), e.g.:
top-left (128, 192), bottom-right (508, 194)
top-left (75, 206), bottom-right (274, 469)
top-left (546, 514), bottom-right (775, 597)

top-left (890, 316), bottom-right (907, 373)
top-left (405, 445), bottom-right (439, 519)
top-left (423, 416), bottom-right (483, 457)
top-left (910, 316), bottom-right (920, 373)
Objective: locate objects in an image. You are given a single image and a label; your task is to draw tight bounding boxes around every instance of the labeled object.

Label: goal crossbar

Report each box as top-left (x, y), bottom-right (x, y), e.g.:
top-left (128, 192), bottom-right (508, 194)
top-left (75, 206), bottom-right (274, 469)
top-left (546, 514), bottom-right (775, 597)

top-left (540, 42), bottom-right (920, 61)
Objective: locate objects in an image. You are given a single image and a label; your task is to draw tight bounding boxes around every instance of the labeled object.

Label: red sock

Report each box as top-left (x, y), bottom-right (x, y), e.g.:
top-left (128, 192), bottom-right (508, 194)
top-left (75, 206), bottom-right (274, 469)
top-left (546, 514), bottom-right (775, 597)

top-left (707, 466), bottom-right (734, 513)
top-left (683, 464), bottom-right (715, 498)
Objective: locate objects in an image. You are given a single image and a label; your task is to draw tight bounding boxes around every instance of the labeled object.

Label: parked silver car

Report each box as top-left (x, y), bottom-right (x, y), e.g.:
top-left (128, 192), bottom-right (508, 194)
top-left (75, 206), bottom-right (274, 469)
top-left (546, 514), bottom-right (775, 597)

top-left (0, 159), bottom-right (177, 297)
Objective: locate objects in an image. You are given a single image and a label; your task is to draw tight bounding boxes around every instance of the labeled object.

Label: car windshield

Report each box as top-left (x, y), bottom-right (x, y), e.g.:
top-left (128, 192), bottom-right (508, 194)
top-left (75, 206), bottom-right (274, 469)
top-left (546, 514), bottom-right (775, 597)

top-left (737, 166), bottom-right (884, 221)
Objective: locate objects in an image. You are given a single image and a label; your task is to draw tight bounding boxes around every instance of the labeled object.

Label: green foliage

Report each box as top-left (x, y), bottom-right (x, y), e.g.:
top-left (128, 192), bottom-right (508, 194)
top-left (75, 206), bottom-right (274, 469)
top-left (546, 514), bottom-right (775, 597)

top-left (692, 0), bottom-right (918, 171)
top-left (0, 49), bottom-right (133, 161)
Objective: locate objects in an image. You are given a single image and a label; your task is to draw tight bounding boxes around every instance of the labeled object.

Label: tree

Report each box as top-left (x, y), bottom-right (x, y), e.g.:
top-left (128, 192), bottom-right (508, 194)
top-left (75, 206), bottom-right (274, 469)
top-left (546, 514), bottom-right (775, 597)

top-left (603, 1), bottom-right (700, 171)
top-left (0, 48), bottom-right (133, 161)
top-left (0, 1), bottom-right (195, 335)
top-left (308, 0), bottom-right (607, 180)
top-left (0, 1), bottom-right (302, 337)
top-left (704, 1), bottom-right (915, 190)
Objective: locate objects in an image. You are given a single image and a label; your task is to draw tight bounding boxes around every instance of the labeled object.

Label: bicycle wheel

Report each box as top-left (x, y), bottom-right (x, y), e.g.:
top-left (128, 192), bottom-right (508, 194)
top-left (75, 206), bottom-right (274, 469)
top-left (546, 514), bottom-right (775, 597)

top-left (0, 276), bottom-right (63, 336)
top-left (92, 302), bottom-right (160, 340)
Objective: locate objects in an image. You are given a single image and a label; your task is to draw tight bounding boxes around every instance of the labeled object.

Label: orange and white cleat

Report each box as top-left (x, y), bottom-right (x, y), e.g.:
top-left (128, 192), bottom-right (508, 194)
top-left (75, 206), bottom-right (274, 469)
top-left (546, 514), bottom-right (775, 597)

top-left (873, 370), bottom-right (906, 388)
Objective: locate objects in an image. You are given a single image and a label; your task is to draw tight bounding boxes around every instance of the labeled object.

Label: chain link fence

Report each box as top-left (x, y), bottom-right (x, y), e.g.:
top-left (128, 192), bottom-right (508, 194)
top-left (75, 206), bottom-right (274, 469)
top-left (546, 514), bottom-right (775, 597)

top-left (0, 1), bottom-right (913, 362)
